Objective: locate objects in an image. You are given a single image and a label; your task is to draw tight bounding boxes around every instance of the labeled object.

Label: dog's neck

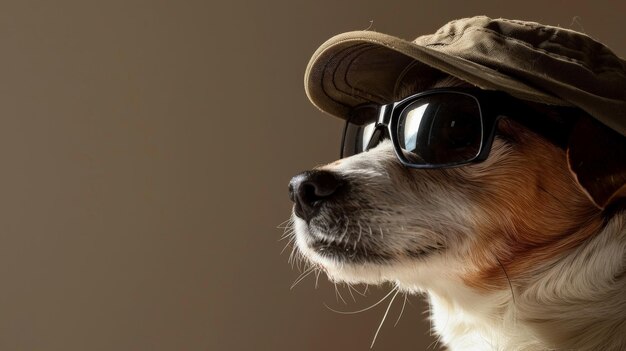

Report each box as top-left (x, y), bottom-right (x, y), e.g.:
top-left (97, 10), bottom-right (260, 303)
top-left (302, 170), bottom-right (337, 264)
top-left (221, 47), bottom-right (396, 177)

top-left (405, 211), bottom-right (626, 351)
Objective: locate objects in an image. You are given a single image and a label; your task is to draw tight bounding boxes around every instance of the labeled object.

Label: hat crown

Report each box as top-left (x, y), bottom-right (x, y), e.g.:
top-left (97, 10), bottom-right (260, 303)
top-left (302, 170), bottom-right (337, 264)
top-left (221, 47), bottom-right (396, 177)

top-left (416, 16), bottom-right (625, 82)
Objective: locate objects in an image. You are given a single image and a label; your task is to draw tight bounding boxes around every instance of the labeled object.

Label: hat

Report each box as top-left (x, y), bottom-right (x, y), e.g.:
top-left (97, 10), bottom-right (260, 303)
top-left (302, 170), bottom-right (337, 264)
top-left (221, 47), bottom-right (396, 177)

top-left (304, 16), bottom-right (626, 136)
top-left (304, 16), bottom-right (626, 209)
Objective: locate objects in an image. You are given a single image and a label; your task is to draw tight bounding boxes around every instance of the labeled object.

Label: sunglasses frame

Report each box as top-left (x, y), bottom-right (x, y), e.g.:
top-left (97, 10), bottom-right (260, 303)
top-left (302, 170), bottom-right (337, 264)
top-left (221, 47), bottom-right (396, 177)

top-left (340, 88), bottom-right (537, 169)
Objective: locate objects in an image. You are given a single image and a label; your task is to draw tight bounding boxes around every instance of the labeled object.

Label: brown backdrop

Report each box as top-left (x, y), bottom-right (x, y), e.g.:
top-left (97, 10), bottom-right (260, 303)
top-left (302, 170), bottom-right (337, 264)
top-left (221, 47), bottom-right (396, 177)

top-left (0, 1), bottom-right (623, 350)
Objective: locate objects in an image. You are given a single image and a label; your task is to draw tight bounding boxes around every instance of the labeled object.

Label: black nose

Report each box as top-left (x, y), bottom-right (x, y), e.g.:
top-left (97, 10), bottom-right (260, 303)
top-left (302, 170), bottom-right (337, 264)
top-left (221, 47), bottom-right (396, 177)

top-left (288, 170), bottom-right (343, 222)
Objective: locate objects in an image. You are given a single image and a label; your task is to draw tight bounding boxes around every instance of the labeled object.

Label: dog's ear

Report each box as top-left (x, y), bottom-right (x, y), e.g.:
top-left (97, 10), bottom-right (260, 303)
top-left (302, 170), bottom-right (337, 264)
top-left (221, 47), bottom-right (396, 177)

top-left (567, 116), bottom-right (626, 209)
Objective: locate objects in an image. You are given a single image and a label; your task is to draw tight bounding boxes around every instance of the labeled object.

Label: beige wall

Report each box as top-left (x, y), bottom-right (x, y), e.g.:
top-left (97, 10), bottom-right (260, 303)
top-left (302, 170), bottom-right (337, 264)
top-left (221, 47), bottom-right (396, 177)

top-left (0, 1), bottom-right (623, 350)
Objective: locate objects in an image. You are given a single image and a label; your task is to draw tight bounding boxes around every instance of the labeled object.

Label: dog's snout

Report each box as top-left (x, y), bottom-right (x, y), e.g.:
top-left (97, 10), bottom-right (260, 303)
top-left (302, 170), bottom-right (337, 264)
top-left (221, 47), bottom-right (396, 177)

top-left (289, 170), bottom-right (342, 221)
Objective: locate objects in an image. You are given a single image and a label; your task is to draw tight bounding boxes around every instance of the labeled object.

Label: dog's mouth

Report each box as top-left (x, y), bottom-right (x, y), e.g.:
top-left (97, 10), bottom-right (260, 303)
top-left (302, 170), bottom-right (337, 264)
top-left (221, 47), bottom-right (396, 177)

top-left (308, 235), bottom-right (392, 264)
top-left (294, 213), bottom-right (446, 268)
top-left (295, 217), bottom-right (394, 264)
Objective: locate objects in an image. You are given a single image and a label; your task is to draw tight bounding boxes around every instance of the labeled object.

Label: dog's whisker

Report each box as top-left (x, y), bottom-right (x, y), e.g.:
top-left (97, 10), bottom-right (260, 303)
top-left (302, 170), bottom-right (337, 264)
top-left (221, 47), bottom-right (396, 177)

top-left (427, 336), bottom-right (440, 350)
top-left (290, 266), bottom-right (315, 289)
top-left (278, 231), bottom-right (294, 242)
top-left (346, 284), bottom-right (358, 303)
top-left (394, 293), bottom-right (408, 327)
top-left (281, 242), bottom-right (292, 257)
top-left (334, 283), bottom-right (348, 305)
top-left (279, 226), bottom-right (295, 238)
top-left (293, 249), bottom-right (305, 271)
top-left (370, 289), bottom-right (400, 349)
top-left (290, 266), bottom-right (317, 290)
top-left (294, 250), bottom-right (305, 271)
top-left (278, 236), bottom-right (293, 244)
top-left (288, 244), bottom-right (298, 267)
top-left (280, 236), bottom-right (296, 255)
top-left (279, 227), bottom-right (294, 238)
top-left (351, 284), bottom-right (368, 297)
top-left (324, 287), bottom-right (397, 315)
top-left (276, 217), bottom-right (293, 229)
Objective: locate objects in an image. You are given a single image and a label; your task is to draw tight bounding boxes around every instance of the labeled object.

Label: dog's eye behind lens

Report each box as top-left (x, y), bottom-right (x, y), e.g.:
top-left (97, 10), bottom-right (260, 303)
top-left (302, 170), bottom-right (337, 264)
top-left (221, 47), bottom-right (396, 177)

top-left (398, 94), bottom-right (482, 164)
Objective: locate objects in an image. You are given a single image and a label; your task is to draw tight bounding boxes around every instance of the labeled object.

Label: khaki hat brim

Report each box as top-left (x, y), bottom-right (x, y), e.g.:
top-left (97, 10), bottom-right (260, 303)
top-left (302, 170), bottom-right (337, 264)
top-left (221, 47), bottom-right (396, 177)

top-left (304, 30), bottom-right (626, 137)
top-left (304, 31), bottom-right (566, 120)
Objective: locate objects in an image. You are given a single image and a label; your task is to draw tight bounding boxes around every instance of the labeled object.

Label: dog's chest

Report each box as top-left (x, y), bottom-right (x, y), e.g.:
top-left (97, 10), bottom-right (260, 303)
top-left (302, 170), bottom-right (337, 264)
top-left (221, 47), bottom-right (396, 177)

top-left (427, 292), bottom-right (538, 351)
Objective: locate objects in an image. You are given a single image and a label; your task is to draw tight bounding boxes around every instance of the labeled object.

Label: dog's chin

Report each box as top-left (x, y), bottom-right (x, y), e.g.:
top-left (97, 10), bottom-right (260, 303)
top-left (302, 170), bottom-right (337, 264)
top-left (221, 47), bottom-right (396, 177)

top-left (292, 215), bottom-right (397, 285)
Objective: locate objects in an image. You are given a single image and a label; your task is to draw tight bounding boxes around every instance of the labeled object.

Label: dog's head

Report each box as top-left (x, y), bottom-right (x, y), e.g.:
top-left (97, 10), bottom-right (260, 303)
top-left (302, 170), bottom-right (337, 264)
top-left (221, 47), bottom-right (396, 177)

top-left (287, 77), bottom-right (618, 295)
top-left (288, 17), bottom-right (626, 351)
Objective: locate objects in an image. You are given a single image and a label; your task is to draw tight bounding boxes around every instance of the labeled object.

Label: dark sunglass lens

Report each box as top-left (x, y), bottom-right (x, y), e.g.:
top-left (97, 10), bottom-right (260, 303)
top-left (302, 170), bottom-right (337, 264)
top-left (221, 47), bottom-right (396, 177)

top-left (342, 106), bottom-right (379, 157)
top-left (397, 94), bottom-right (482, 164)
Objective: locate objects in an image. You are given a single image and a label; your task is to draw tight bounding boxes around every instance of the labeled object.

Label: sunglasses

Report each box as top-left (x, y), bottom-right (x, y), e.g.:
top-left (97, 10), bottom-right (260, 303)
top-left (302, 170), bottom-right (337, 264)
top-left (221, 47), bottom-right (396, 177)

top-left (341, 88), bottom-right (568, 169)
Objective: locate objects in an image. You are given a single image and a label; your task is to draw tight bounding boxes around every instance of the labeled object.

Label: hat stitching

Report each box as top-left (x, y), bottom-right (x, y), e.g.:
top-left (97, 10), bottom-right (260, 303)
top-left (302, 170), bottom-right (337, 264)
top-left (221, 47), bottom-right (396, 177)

top-left (392, 60), bottom-right (423, 98)
top-left (321, 43), bottom-right (370, 107)
top-left (498, 18), bottom-right (551, 32)
top-left (319, 43), bottom-right (379, 109)
top-left (306, 37), bottom-right (408, 117)
top-left (340, 44), bottom-right (389, 102)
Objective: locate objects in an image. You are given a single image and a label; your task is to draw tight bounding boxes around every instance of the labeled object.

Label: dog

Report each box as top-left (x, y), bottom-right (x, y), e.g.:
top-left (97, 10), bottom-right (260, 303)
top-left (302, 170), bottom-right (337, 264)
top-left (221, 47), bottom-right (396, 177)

top-left (286, 75), bottom-right (626, 350)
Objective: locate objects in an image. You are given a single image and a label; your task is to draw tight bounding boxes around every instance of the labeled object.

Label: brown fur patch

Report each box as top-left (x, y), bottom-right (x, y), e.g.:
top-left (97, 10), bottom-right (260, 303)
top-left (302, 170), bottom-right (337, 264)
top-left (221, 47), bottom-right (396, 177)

top-left (461, 119), bottom-right (602, 290)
